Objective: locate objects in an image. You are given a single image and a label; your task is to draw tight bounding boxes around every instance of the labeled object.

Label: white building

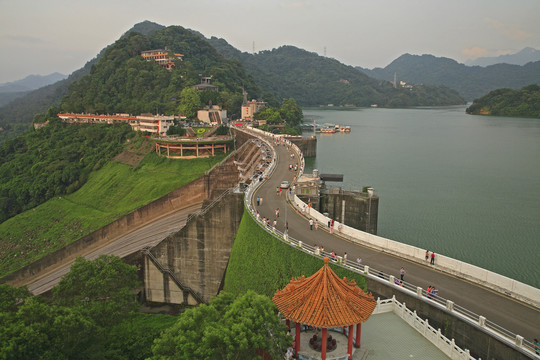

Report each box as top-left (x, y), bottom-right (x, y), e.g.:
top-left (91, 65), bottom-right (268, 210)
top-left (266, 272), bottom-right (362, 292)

top-left (57, 113), bottom-right (174, 136)
top-left (197, 105), bottom-right (227, 124)
top-left (241, 99), bottom-right (266, 121)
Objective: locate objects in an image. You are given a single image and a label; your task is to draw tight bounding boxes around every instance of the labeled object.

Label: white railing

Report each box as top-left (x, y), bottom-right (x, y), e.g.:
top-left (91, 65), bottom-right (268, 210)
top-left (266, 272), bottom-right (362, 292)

top-left (373, 297), bottom-right (474, 360)
top-left (236, 126), bottom-right (540, 359)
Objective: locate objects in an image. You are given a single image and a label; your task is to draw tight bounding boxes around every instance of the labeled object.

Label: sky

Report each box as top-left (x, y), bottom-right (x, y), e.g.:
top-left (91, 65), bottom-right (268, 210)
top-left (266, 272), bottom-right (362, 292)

top-left (0, 0), bottom-right (539, 83)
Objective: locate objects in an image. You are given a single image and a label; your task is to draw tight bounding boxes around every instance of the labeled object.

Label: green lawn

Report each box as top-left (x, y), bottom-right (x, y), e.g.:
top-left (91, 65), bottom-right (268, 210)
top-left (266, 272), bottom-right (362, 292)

top-left (0, 152), bottom-right (226, 278)
top-left (224, 209), bottom-right (367, 298)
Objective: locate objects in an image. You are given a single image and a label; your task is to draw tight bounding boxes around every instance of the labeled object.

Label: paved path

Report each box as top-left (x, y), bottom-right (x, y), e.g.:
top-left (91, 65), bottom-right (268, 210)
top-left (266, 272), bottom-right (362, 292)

top-left (26, 203), bottom-right (203, 295)
top-left (252, 135), bottom-right (540, 343)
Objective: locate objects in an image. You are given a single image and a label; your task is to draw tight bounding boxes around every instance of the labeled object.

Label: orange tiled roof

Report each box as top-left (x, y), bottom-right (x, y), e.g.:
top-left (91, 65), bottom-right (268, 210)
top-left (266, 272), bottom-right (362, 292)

top-left (272, 257), bottom-right (377, 328)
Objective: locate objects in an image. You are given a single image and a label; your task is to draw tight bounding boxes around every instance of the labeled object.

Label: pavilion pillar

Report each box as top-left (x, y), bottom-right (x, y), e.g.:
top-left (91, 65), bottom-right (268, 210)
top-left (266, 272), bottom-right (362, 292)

top-left (295, 322), bottom-right (301, 354)
top-left (180, 144), bottom-right (183, 157)
top-left (348, 325), bottom-right (354, 359)
top-left (354, 323), bottom-right (361, 348)
top-left (286, 319), bottom-right (290, 330)
top-left (321, 327), bottom-right (327, 360)
top-left (196, 143), bottom-right (199, 157)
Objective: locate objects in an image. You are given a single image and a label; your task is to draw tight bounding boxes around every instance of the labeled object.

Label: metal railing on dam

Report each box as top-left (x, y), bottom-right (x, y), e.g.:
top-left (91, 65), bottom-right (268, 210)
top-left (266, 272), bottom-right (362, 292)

top-left (236, 126), bottom-right (540, 358)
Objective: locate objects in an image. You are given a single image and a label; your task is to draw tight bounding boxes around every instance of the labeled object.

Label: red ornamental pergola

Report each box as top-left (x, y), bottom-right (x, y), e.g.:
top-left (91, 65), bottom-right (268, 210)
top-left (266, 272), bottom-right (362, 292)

top-left (272, 257), bottom-right (377, 360)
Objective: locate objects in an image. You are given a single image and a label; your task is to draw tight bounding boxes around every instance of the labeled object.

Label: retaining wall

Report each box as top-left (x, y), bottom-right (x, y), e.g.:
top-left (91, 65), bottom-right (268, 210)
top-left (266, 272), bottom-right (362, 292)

top-left (146, 193), bottom-right (244, 304)
top-left (1, 156), bottom-right (241, 288)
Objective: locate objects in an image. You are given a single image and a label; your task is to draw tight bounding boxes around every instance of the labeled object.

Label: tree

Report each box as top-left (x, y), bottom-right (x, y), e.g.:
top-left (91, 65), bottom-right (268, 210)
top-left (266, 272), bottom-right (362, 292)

top-left (0, 284), bottom-right (32, 313)
top-left (150, 290), bottom-right (290, 360)
top-left (178, 87), bottom-right (202, 120)
top-left (0, 297), bottom-right (102, 360)
top-left (52, 255), bottom-right (140, 327)
top-left (280, 98), bottom-right (303, 127)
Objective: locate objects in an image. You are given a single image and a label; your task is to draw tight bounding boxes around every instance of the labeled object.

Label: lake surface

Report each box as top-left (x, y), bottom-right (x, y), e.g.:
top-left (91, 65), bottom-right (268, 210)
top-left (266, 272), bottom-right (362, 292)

top-left (302, 106), bottom-right (540, 288)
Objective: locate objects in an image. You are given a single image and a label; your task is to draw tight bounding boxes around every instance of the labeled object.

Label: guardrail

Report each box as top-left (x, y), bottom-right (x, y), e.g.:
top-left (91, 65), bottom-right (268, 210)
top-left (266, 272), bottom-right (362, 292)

top-left (236, 126), bottom-right (539, 359)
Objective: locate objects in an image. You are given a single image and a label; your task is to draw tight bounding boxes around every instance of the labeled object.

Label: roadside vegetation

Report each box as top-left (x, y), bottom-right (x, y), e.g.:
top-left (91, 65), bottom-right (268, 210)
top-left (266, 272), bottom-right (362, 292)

top-left (0, 150), bottom-right (226, 278)
top-left (224, 209), bottom-right (367, 297)
top-left (0, 255), bottom-right (177, 360)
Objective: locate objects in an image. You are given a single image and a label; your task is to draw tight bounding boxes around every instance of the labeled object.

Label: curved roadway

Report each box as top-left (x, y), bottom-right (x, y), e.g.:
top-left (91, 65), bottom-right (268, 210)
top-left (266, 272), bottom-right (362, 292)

top-left (251, 134), bottom-right (539, 344)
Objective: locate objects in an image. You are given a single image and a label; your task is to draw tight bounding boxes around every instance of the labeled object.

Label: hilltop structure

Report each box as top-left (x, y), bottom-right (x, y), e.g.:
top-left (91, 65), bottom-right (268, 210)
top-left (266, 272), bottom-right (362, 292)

top-left (141, 47), bottom-right (183, 71)
top-left (192, 76), bottom-right (218, 92)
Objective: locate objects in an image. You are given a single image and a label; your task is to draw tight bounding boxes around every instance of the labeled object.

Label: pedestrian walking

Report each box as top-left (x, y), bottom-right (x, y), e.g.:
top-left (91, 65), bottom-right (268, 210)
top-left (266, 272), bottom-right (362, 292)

top-left (533, 338), bottom-right (540, 355)
top-left (425, 250), bottom-right (429, 263)
top-left (328, 218), bottom-right (331, 228)
top-left (314, 221), bottom-right (318, 230)
top-left (256, 197), bottom-right (260, 206)
top-left (309, 218), bottom-right (313, 230)
top-left (430, 252), bottom-right (435, 265)
top-left (343, 252), bottom-right (347, 265)
top-left (276, 208), bottom-right (280, 218)
top-left (260, 197), bottom-right (263, 206)
top-left (400, 267), bottom-right (405, 281)
top-left (279, 187), bottom-right (282, 196)
top-left (356, 257), bottom-right (362, 265)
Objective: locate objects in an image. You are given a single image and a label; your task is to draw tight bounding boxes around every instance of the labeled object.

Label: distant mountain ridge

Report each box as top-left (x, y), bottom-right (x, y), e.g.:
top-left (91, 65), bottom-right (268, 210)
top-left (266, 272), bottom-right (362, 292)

top-left (0, 72), bottom-right (67, 93)
top-left (465, 47), bottom-right (540, 67)
top-left (0, 72), bottom-right (68, 107)
top-left (358, 54), bottom-right (540, 100)
top-left (0, 20), bottom-right (466, 144)
top-left (204, 37), bottom-right (464, 107)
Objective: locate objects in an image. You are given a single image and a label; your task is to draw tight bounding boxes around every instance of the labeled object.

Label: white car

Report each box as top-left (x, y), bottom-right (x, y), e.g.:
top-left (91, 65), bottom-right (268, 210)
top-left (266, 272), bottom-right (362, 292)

top-left (280, 181), bottom-right (290, 189)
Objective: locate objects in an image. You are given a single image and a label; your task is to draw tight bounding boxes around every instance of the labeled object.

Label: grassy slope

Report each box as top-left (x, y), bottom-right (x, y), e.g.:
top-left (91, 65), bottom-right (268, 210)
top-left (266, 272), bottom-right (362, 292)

top-left (224, 209), bottom-right (367, 298)
top-left (0, 152), bottom-right (225, 277)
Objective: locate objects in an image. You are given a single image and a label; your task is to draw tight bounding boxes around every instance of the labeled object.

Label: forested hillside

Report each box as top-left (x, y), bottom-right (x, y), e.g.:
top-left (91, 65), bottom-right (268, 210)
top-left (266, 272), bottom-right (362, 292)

top-left (465, 84), bottom-right (540, 117)
top-left (206, 39), bottom-right (465, 107)
top-left (60, 26), bottom-right (260, 119)
top-left (358, 54), bottom-right (540, 101)
top-left (0, 20), bottom-right (164, 144)
top-left (0, 120), bottom-right (133, 223)
top-left (0, 57), bottom-right (98, 144)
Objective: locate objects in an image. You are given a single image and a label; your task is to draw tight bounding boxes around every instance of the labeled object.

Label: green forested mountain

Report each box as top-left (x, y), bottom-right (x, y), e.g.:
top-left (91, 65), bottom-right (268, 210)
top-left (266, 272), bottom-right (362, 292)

top-left (358, 54), bottom-right (540, 101)
top-left (206, 39), bottom-right (465, 107)
top-left (0, 21), bottom-right (169, 144)
top-left (60, 26), bottom-right (260, 119)
top-left (465, 84), bottom-right (540, 117)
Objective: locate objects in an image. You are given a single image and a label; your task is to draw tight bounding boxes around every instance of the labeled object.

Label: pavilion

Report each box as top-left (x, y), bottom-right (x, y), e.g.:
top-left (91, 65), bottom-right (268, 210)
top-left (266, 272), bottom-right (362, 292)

top-left (272, 257), bottom-right (377, 360)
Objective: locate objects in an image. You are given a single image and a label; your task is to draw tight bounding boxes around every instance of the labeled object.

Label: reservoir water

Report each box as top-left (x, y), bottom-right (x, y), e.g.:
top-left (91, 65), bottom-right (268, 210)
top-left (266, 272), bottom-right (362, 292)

top-left (302, 106), bottom-right (540, 288)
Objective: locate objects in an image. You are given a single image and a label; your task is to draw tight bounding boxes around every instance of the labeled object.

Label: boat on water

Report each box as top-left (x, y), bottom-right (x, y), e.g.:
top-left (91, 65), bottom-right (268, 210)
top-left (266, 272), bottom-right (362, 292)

top-left (320, 127), bottom-right (336, 134)
top-left (339, 126), bottom-right (351, 133)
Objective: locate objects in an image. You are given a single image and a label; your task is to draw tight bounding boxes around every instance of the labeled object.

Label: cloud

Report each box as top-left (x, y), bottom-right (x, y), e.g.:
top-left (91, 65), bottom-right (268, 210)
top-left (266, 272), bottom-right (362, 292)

top-left (461, 47), bottom-right (488, 59)
top-left (484, 18), bottom-right (531, 41)
top-left (279, 1), bottom-right (310, 9)
top-left (1, 34), bottom-right (49, 47)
